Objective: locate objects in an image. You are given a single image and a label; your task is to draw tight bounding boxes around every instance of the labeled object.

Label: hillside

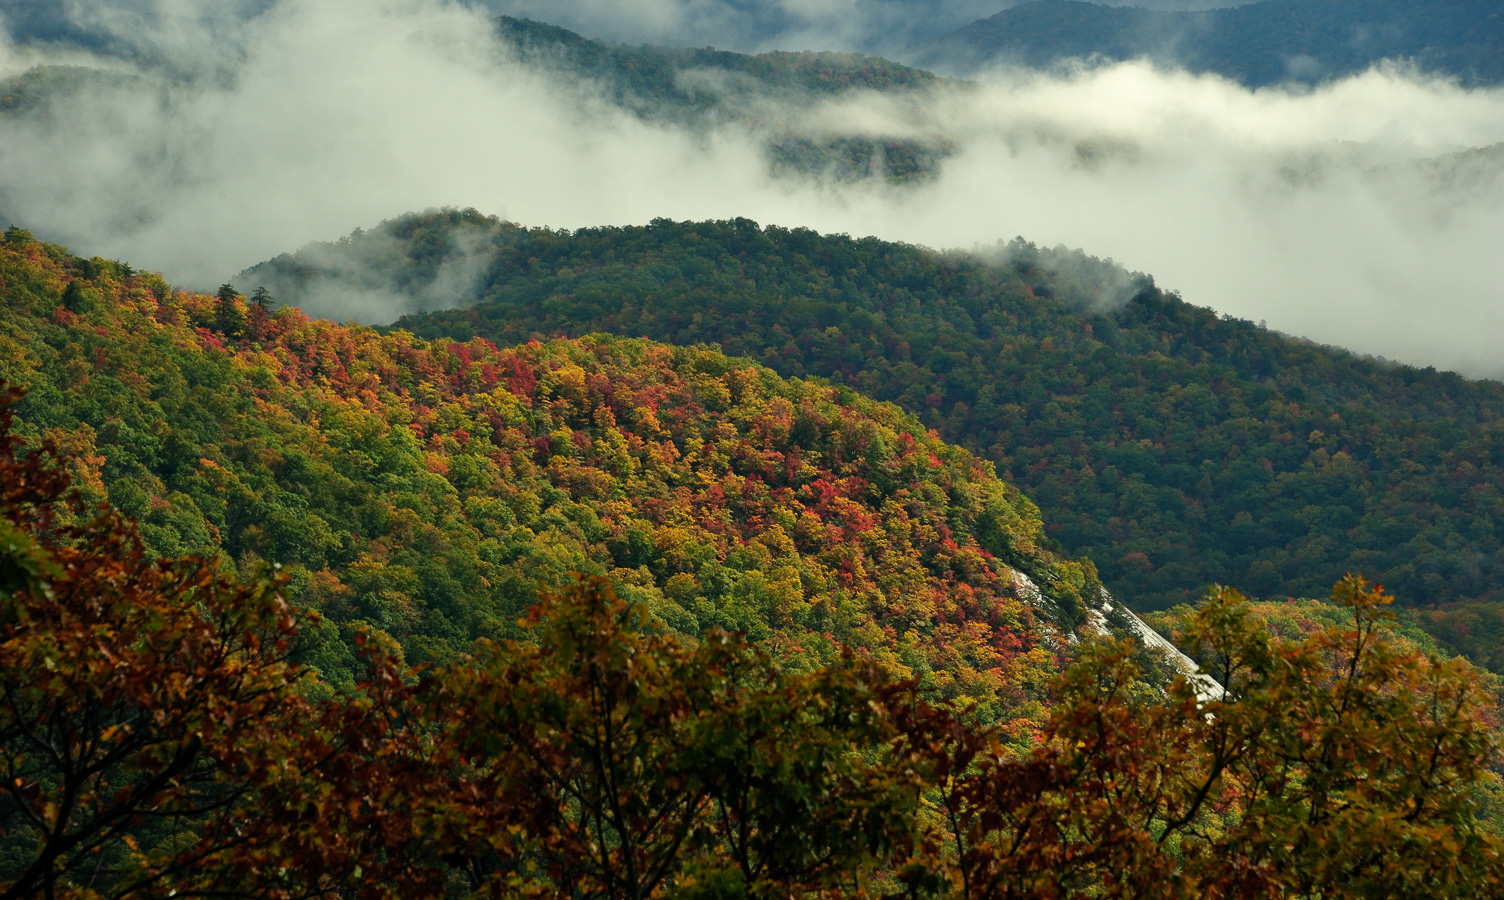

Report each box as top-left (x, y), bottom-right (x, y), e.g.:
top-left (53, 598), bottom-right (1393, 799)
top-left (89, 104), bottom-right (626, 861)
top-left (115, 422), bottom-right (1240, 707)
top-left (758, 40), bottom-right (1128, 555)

top-left (238, 210), bottom-right (1504, 667)
top-left (0, 17), bottom-right (961, 189)
top-left (497, 15), bottom-right (946, 107)
top-left (0, 225), bottom-right (1141, 733)
top-left (493, 15), bottom-right (960, 182)
top-left (925, 0), bottom-right (1504, 86)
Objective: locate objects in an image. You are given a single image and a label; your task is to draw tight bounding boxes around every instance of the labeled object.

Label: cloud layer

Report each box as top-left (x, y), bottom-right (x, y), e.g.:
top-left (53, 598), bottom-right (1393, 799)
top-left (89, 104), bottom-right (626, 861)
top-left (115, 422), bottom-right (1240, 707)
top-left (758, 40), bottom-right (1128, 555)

top-left (2, 0), bottom-right (1502, 376)
top-left (462, 0), bottom-right (1253, 54)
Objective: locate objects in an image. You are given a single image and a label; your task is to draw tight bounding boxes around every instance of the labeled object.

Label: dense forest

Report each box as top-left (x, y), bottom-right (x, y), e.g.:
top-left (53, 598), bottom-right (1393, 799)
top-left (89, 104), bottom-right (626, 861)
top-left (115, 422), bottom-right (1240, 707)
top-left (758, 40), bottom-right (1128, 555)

top-left (928, 0), bottom-right (1504, 86)
top-left (4, 373), bottom-right (1502, 896)
top-left (0, 225), bottom-right (1147, 733)
top-left (237, 210), bottom-right (1504, 667)
top-left (6, 1), bottom-right (1504, 893)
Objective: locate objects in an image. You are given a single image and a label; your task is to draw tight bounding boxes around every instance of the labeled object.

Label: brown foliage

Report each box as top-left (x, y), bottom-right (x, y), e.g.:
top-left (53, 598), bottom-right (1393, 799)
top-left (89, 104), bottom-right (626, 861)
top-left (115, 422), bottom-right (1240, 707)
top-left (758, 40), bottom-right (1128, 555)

top-left (2, 374), bottom-right (1501, 899)
top-left (0, 382), bottom-right (304, 899)
top-left (896, 578), bottom-right (1504, 899)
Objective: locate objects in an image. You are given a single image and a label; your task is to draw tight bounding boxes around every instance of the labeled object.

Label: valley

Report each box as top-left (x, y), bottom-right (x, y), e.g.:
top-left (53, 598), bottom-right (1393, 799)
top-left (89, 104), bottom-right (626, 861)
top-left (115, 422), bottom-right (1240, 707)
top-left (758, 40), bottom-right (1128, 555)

top-left (3, 0), bottom-right (1504, 895)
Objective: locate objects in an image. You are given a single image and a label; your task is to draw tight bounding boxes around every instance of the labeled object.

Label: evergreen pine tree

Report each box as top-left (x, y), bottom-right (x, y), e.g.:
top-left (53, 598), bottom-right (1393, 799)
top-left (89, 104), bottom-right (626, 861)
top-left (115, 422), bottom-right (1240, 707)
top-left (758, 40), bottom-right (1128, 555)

top-left (215, 283), bottom-right (247, 339)
top-left (247, 287), bottom-right (275, 341)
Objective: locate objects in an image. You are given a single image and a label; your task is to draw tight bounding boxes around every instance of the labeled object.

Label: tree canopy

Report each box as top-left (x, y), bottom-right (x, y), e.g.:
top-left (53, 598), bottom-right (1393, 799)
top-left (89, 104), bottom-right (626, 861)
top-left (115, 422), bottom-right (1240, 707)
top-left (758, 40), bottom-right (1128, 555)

top-left (241, 211), bottom-right (1504, 668)
top-left (0, 228), bottom-right (1120, 729)
top-left (3, 396), bottom-right (1500, 895)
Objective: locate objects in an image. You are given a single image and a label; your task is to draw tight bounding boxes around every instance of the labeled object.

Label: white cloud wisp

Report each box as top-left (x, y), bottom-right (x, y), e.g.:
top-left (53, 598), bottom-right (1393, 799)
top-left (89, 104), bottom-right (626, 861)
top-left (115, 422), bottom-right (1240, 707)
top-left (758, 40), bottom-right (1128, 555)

top-left (1, 0), bottom-right (1502, 375)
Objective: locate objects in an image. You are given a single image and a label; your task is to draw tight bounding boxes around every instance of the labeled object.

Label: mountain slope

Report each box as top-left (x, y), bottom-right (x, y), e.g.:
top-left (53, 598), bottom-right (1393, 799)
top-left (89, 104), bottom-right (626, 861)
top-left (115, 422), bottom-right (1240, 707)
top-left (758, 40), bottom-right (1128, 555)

top-left (497, 14), bottom-right (946, 108)
top-left (493, 15), bottom-right (960, 182)
top-left (926, 0), bottom-right (1504, 86)
top-left (237, 210), bottom-right (1504, 668)
top-left (0, 225), bottom-right (1134, 732)
top-left (0, 17), bottom-right (961, 188)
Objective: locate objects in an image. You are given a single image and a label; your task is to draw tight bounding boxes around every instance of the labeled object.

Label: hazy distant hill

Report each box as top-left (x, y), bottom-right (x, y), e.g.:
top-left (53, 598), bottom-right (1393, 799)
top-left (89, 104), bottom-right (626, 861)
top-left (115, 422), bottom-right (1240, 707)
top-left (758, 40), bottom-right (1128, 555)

top-left (0, 16), bottom-right (962, 186)
top-left (0, 0), bottom-right (1242, 60)
top-left (494, 16), bottom-right (961, 182)
top-left (925, 0), bottom-right (1504, 86)
top-left (240, 210), bottom-right (1504, 670)
top-left (0, 65), bottom-right (152, 115)
top-left (497, 15), bottom-right (947, 106)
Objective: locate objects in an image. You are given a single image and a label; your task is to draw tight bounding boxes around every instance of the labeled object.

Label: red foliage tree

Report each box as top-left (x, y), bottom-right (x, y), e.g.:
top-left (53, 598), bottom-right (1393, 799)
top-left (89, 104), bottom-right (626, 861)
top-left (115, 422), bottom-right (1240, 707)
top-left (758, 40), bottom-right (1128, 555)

top-left (0, 382), bottom-right (304, 898)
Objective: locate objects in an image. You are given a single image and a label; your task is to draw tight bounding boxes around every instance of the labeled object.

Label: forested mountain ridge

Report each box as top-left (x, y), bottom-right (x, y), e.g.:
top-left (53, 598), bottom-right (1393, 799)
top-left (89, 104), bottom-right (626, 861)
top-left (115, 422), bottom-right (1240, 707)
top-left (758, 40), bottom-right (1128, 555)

top-left (0, 225), bottom-right (1132, 733)
top-left (493, 15), bottom-right (960, 182)
top-left (0, 17), bottom-right (960, 187)
top-left (926, 0), bottom-right (1504, 86)
top-left (9, 225), bottom-right (1504, 898)
top-left (497, 14), bottom-right (948, 107)
top-left (238, 210), bottom-right (1504, 668)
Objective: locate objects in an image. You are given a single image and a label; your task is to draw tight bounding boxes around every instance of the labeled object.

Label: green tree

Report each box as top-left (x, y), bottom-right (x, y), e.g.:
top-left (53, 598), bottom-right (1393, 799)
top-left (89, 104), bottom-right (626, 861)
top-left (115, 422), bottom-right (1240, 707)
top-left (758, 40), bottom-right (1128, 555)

top-left (214, 283), bottom-right (245, 339)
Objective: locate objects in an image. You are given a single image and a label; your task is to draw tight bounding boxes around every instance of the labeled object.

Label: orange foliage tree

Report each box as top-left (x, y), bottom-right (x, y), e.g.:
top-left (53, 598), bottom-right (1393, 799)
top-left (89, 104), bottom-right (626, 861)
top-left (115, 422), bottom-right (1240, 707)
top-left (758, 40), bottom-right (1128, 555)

top-left (898, 577), bottom-right (1503, 898)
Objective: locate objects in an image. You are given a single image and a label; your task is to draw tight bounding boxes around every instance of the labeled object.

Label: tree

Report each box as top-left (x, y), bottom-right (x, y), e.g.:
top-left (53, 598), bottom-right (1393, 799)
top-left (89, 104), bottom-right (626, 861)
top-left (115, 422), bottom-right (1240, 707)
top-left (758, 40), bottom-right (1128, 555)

top-left (214, 284), bottom-right (245, 339)
top-left (246, 287), bottom-right (275, 341)
top-left (60, 281), bottom-right (95, 313)
top-left (896, 577), bottom-right (1504, 899)
top-left (249, 286), bottom-right (274, 311)
top-left (0, 383), bottom-right (304, 898)
top-left (0, 382), bottom-right (474, 900)
top-left (439, 575), bottom-right (920, 898)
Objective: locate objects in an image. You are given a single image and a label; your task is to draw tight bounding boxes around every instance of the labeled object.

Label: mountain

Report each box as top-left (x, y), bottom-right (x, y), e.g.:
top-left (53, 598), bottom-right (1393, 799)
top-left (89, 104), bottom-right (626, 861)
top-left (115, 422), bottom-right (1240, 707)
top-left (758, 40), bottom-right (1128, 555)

top-left (497, 15), bottom-right (948, 107)
top-left (0, 65), bottom-right (154, 114)
top-left (0, 224), bottom-right (1151, 732)
top-left (0, 17), bottom-right (961, 189)
top-left (239, 210), bottom-right (1504, 668)
top-left (0, 0), bottom-right (1268, 63)
top-left (493, 15), bottom-right (961, 182)
top-left (924, 0), bottom-right (1504, 86)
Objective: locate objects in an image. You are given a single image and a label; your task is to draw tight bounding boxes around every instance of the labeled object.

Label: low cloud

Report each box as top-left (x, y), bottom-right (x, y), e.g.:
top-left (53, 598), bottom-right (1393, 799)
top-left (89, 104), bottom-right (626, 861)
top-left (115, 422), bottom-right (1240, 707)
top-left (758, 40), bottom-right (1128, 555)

top-left (462, 0), bottom-right (1252, 54)
top-left (1, 0), bottom-right (1502, 377)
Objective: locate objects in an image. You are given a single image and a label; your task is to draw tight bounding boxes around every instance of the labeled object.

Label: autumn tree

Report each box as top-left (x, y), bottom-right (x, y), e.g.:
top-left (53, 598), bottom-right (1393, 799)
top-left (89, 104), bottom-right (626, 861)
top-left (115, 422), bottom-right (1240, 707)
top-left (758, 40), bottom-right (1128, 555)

top-left (436, 575), bottom-right (922, 897)
top-left (246, 286), bottom-right (275, 341)
top-left (0, 381), bottom-right (479, 900)
top-left (897, 577), bottom-right (1504, 899)
top-left (0, 382), bottom-right (306, 898)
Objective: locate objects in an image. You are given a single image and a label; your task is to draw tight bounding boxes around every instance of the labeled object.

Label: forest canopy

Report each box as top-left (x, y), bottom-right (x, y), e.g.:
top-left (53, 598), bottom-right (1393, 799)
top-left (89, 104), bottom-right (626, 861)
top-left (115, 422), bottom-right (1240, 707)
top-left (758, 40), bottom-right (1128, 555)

top-left (3, 384), bottom-right (1501, 896)
top-left (238, 210), bottom-right (1504, 669)
top-left (0, 226), bottom-right (1125, 730)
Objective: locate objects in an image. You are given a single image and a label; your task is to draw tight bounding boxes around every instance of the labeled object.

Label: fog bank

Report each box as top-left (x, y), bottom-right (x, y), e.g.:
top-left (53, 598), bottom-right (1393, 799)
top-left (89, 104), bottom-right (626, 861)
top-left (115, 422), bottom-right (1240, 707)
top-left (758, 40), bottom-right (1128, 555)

top-left (1, 0), bottom-right (1502, 376)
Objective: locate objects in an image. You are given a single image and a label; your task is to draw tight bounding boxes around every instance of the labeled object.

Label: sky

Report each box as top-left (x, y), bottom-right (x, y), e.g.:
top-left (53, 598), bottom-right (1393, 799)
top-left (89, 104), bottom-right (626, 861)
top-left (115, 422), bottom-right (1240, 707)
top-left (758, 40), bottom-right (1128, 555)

top-left (1, 0), bottom-right (1502, 377)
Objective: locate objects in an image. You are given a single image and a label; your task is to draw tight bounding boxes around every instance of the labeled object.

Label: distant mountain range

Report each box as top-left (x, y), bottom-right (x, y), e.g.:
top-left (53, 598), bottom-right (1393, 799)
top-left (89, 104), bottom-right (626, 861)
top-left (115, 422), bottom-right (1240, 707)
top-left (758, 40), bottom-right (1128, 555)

top-left (6, 0), bottom-right (1499, 89)
top-left (924, 0), bottom-right (1504, 86)
top-left (492, 16), bottom-right (961, 182)
top-left (0, 0), bottom-right (1250, 60)
top-left (0, 14), bottom-right (960, 188)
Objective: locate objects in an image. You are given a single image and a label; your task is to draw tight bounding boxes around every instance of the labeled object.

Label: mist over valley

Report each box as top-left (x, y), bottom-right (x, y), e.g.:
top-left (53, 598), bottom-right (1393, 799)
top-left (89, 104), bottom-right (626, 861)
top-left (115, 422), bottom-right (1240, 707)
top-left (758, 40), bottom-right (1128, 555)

top-left (4, 4), bottom-right (1504, 894)
top-left (2, 0), bottom-right (1502, 376)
